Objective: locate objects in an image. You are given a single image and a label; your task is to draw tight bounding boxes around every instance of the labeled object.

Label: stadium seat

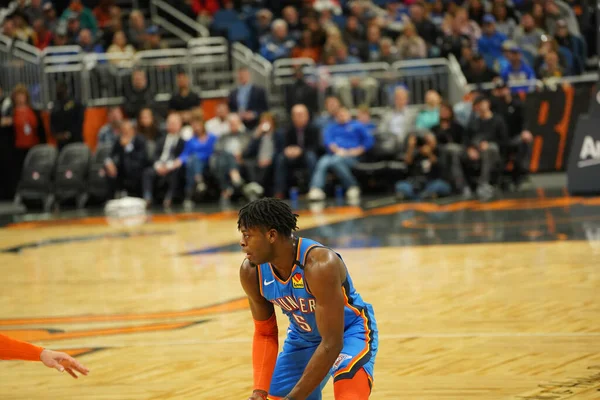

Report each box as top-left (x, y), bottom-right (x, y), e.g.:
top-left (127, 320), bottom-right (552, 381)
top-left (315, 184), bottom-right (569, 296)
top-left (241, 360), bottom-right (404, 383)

top-left (228, 21), bottom-right (252, 45)
top-left (14, 144), bottom-right (58, 212)
top-left (87, 143), bottom-right (112, 204)
top-left (54, 143), bottom-right (91, 209)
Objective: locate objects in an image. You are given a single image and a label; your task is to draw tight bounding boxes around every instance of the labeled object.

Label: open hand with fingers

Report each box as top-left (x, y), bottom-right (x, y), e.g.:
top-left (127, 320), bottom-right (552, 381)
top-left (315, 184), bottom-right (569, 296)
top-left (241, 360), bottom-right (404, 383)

top-left (40, 349), bottom-right (90, 379)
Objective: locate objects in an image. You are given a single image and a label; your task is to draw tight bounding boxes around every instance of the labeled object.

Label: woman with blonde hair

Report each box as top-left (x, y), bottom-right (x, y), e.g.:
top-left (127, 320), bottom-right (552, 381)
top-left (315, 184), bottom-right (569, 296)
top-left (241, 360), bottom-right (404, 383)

top-left (397, 21), bottom-right (427, 59)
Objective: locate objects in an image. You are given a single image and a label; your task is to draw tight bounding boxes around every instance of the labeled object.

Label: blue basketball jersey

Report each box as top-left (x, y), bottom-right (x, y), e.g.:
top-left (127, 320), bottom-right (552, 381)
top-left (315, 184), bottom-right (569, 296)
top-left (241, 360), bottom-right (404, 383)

top-left (257, 237), bottom-right (375, 344)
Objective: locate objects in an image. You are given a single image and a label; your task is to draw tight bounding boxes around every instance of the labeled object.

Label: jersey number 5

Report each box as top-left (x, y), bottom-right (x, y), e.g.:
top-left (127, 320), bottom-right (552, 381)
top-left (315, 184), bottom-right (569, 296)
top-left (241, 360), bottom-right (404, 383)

top-left (292, 314), bottom-right (312, 332)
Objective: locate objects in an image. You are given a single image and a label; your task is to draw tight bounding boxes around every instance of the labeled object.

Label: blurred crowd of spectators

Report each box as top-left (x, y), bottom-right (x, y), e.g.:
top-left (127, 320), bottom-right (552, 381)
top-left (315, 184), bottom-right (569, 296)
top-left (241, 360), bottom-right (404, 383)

top-left (0, 0), bottom-right (593, 208)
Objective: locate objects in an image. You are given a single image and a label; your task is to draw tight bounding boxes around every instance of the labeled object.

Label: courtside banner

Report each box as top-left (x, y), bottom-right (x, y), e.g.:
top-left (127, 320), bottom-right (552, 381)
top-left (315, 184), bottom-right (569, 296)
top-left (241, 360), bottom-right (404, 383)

top-left (567, 115), bottom-right (600, 195)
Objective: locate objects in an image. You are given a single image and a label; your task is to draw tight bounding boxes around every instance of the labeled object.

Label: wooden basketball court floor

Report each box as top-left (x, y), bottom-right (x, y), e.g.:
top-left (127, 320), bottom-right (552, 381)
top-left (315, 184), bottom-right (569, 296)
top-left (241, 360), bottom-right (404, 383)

top-left (1, 191), bottom-right (600, 399)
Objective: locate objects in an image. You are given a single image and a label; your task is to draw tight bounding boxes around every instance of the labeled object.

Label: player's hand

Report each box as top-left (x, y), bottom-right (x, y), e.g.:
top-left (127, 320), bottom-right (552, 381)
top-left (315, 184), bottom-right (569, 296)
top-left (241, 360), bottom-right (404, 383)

top-left (40, 349), bottom-right (90, 379)
top-left (247, 389), bottom-right (268, 400)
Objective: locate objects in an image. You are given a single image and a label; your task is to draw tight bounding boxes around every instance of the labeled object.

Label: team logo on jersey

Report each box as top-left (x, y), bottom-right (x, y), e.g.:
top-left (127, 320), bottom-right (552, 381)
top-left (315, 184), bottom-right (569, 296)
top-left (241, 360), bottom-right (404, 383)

top-left (332, 353), bottom-right (352, 371)
top-left (292, 273), bottom-right (304, 289)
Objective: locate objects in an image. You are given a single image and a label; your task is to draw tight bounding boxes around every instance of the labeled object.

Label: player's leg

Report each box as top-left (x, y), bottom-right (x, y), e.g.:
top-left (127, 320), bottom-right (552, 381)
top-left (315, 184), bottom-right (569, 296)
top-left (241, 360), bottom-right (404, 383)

top-left (268, 338), bottom-right (325, 400)
top-left (333, 368), bottom-right (371, 400)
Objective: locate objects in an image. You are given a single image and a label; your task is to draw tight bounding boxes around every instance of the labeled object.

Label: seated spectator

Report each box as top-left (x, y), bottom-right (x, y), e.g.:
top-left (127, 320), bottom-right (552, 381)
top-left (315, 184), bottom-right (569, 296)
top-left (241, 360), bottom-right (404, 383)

top-left (25, 0), bottom-right (44, 24)
top-left (491, 3), bottom-right (517, 38)
top-left (212, 114), bottom-right (249, 202)
top-left (491, 81), bottom-right (533, 189)
top-left (127, 10), bottom-right (146, 50)
top-left (409, 3), bottom-right (440, 54)
top-left (104, 120), bottom-right (148, 198)
top-left (538, 50), bottom-right (564, 78)
top-left (274, 104), bottom-right (320, 198)
top-left (282, 5), bottom-right (302, 41)
top-left (379, 87), bottom-right (415, 149)
top-left (169, 70), bottom-right (202, 115)
top-left (98, 5), bottom-right (122, 49)
top-left (432, 102), bottom-right (465, 147)
top-left (500, 41), bottom-right (536, 93)
top-left (98, 106), bottom-right (123, 148)
top-left (467, 0), bottom-right (486, 25)
top-left (343, 15), bottom-right (366, 60)
top-left (332, 45), bottom-right (379, 108)
top-left (513, 13), bottom-right (545, 57)
top-left (365, 25), bottom-right (382, 62)
top-left (65, 13), bottom-right (82, 44)
top-left (13, 13), bottom-right (34, 43)
top-left (377, 37), bottom-right (400, 63)
top-left (450, 7), bottom-right (482, 49)
top-left (416, 90), bottom-right (441, 130)
top-left (124, 69), bottom-right (153, 120)
top-left (78, 28), bottom-right (103, 54)
top-left (356, 105), bottom-right (376, 136)
top-left (242, 112), bottom-right (283, 198)
top-left (456, 95), bottom-right (507, 200)
top-left (314, 95), bottom-right (341, 132)
top-left (31, 18), bottom-right (53, 50)
top-left (254, 9), bottom-right (274, 48)
top-left (554, 19), bottom-right (582, 73)
top-left (50, 82), bottom-right (85, 152)
top-left (292, 30), bottom-right (321, 62)
top-left (396, 22), bottom-right (427, 59)
top-left (61, 0), bottom-right (98, 36)
top-left (142, 25), bottom-right (168, 50)
top-left (107, 30), bottom-right (136, 66)
top-left (191, 0), bottom-right (220, 26)
top-left (52, 26), bottom-right (70, 46)
top-left (137, 107), bottom-right (160, 157)
top-left (544, 0), bottom-right (580, 36)
top-left (304, 13), bottom-right (327, 48)
top-left (440, 17), bottom-right (471, 59)
top-left (478, 15), bottom-right (508, 67)
top-left (228, 67), bottom-right (269, 130)
top-left (176, 111), bottom-right (217, 206)
top-left (43, 3), bottom-right (59, 33)
top-left (307, 107), bottom-right (374, 202)
top-left (284, 65), bottom-right (318, 116)
top-left (143, 113), bottom-right (185, 208)
top-left (534, 35), bottom-right (568, 75)
top-left (260, 19), bottom-right (295, 63)
top-left (93, 0), bottom-right (114, 30)
top-left (395, 133), bottom-right (451, 200)
top-left (10, 85), bottom-right (46, 178)
top-left (206, 103), bottom-right (235, 137)
top-left (464, 53), bottom-right (499, 84)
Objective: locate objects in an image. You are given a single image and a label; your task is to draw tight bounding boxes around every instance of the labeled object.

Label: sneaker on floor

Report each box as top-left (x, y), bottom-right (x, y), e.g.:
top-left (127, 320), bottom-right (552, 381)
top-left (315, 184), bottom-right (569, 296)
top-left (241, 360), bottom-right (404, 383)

top-left (346, 186), bottom-right (361, 201)
top-left (196, 181), bottom-right (207, 193)
top-left (462, 187), bottom-right (473, 200)
top-left (243, 182), bottom-right (264, 201)
top-left (307, 188), bottom-right (326, 201)
top-left (183, 199), bottom-right (194, 210)
top-left (476, 184), bottom-right (494, 201)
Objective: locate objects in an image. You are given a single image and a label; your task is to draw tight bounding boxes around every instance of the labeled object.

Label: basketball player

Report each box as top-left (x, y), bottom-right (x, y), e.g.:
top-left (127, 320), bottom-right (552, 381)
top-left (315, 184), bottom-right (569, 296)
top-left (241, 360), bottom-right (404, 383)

top-left (0, 333), bottom-right (89, 378)
top-left (239, 198), bottom-right (378, 400)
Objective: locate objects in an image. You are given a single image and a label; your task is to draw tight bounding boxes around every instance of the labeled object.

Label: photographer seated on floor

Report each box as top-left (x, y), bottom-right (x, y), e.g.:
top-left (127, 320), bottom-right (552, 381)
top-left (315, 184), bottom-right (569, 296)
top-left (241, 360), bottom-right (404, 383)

top-left (395, 131), bottom-right (452, 200)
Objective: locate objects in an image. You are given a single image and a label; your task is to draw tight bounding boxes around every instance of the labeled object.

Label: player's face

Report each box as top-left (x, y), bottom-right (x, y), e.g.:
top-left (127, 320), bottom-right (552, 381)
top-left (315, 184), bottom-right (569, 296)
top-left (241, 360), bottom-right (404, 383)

top-left (240, 226), bottom-right (274, 265)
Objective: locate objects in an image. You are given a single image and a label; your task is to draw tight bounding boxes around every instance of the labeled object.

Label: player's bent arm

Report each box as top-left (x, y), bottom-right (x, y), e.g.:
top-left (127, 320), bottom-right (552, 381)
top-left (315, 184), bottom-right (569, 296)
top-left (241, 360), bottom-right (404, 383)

top-left (240, 260), bottom-right (279, 400)
top-left (287, 248), bottom-right (345, 400)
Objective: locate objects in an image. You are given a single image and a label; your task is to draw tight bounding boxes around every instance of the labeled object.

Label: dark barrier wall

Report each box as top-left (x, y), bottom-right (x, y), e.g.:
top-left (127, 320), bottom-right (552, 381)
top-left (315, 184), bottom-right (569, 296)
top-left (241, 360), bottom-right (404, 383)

top-left (524, 83), bottom-right (593, 173)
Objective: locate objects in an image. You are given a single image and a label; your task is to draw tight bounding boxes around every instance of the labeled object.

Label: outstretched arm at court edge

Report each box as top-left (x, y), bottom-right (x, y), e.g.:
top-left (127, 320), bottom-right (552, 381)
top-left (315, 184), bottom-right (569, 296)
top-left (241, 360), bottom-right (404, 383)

top-left (240, 260), bottom-right (279, 400)
top-left (0, 333), bottom-right (90, 379)
top-left (287, 248), bottom-right (345, 400)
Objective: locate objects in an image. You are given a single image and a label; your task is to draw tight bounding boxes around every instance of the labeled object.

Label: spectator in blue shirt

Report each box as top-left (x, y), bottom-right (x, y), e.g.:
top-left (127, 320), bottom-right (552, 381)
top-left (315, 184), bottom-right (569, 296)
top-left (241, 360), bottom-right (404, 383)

top-left (500, 41), bottom-right (536, 93)
top-left (259, 19), bottom-right (295, 63)
top-left (478, 15), bottom-right (508, 68)
top-left (175, 111), bottom-right (217, 206)
top-left (78, 29), bottom-right (103, 54)
top-left (308, 107), bottom-right (374, 202)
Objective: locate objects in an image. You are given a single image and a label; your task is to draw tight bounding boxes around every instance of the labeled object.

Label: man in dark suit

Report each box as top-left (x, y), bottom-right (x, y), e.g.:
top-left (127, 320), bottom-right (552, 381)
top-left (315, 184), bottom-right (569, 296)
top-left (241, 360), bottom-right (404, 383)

top-left (228, 67), bottom-right (269, 130)
top-left (274, 104), bottom-right (320, 198)
top-left (142, 113), bottom-right (186, 208)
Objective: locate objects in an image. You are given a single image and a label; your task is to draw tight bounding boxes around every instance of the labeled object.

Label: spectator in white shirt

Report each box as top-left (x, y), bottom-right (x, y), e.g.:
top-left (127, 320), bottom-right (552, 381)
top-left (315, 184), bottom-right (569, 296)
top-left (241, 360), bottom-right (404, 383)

top-left (205, 103), bottom-right (237, 137)
top-left (378, 86), bottom-right (415, 149)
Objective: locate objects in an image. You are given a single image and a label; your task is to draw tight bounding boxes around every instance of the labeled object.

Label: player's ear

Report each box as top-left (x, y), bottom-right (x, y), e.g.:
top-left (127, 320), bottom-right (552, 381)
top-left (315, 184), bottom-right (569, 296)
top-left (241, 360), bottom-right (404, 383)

top-left (267, 229), bottom-right (277, 243)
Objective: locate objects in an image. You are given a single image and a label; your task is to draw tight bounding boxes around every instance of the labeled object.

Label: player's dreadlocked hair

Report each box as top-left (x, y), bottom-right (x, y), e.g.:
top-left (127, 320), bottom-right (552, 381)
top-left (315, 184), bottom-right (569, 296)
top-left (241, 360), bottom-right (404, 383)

top-left (238, 198), bottom-right (299, 237)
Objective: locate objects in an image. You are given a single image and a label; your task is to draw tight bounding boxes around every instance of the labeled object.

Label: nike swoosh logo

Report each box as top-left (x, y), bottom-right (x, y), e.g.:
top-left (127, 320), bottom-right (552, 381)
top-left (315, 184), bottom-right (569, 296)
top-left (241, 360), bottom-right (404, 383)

top-left (264, 279), bottom-right (275, 286)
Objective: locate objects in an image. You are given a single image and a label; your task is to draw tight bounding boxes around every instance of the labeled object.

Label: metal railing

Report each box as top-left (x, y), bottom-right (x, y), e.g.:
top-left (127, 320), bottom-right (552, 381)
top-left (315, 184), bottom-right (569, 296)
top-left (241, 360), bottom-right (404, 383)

top-left (0, 34), bottom-right (233, 108)
top-left (150, 0), bottom-right (209, 42)
top-left (466, 72), bottom-right (599, 92)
